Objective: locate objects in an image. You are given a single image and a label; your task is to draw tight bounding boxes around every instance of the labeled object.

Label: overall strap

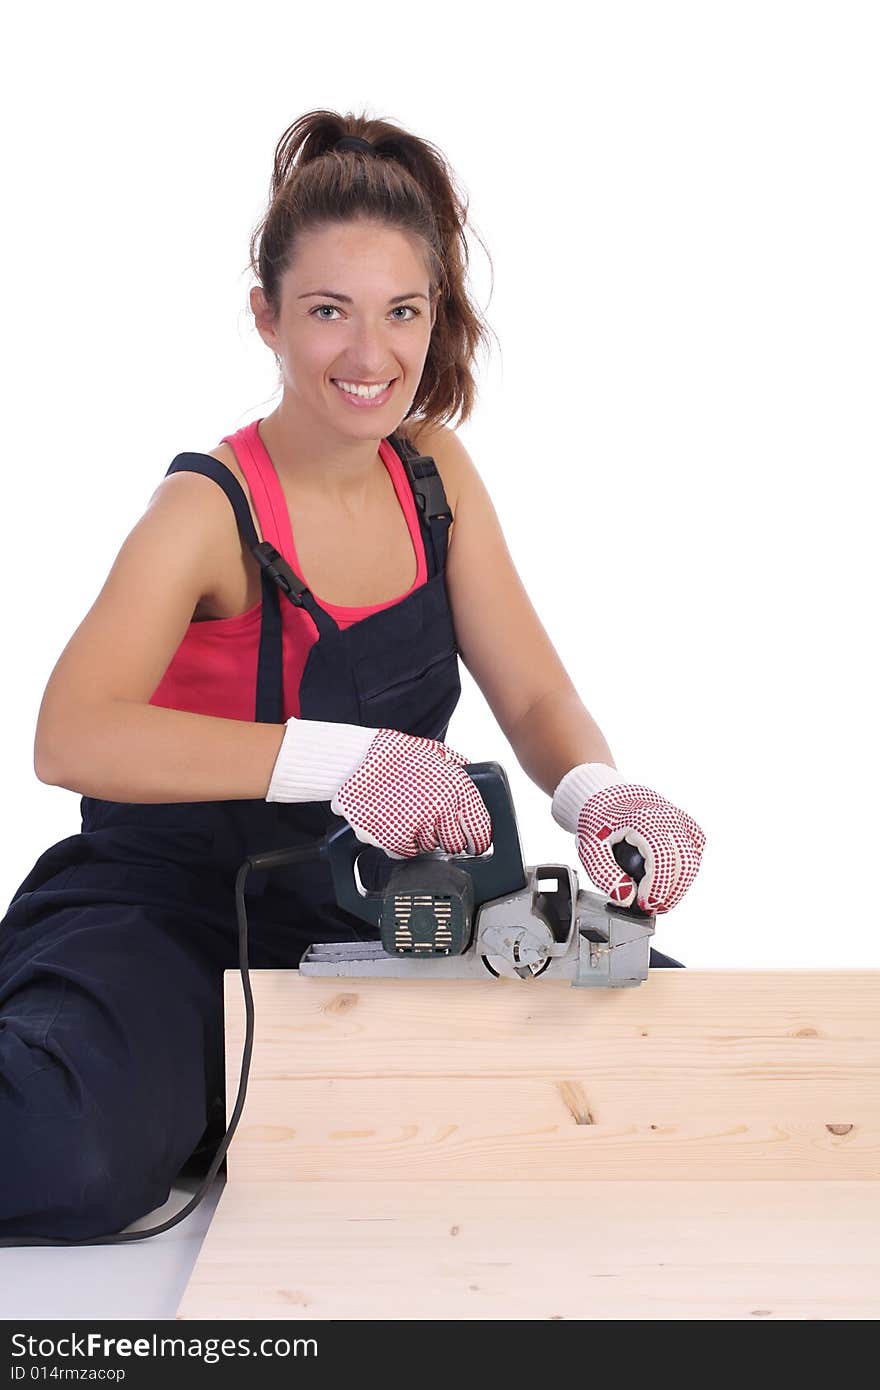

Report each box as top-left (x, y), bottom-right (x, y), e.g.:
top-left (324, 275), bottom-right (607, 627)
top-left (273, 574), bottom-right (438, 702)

top-left (386, 432), bottom-right (453, 579)
top-left (164, 454), bottom-right (334, 723)
top-left (165, 454), bottom-right (315, 604)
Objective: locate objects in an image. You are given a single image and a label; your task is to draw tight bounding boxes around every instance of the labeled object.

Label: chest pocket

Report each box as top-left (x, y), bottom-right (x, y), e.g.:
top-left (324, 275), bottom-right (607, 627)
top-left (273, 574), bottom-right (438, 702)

top-left (351, 588), bottom-right (461, 742)
top-left (356, 644), bottom-right (461, 740)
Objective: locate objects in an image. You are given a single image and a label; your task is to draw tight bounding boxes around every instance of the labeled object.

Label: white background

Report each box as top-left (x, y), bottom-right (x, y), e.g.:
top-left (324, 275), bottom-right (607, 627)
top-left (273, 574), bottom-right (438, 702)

top-left (2, 0), bottom-right (877, 968)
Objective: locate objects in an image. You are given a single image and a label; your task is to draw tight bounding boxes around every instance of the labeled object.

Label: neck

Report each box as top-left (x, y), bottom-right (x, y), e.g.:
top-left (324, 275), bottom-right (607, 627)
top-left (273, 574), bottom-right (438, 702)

top-left (258, 398), bottom-right (389, 506)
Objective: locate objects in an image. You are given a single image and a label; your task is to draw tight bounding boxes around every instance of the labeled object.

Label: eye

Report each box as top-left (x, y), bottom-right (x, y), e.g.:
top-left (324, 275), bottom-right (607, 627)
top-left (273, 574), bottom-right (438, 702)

top-left (309, 304), bottom-right (421, 322)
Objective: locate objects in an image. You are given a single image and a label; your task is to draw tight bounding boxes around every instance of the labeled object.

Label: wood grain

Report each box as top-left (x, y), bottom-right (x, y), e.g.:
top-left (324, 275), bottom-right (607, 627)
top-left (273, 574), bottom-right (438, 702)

top-left (177, 969), bottom-right (880, 1319)
top-left (221, 971), bottom-right (880, 1182)
top-left (177, 1178), bottom-right (880, 1321)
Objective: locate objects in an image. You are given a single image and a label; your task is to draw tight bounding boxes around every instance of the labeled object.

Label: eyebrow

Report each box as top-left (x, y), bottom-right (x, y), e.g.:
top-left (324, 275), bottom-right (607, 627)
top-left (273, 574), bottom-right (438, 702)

top-left (297, 290), bottom-right (429, 304)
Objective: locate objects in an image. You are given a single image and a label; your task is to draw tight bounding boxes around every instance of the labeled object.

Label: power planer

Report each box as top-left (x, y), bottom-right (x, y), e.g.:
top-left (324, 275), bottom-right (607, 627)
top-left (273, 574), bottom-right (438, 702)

top-left (300, 762), bottom-right (656, 987)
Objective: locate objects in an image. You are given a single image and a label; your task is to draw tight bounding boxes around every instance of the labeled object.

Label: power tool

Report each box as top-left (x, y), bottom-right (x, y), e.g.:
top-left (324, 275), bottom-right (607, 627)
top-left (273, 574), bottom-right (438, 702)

top-left (300, 761), bottom-right (656, 987)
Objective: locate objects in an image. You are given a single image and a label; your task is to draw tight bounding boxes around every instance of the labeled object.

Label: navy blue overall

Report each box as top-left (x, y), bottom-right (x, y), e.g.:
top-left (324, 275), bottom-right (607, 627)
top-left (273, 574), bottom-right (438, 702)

top-left (0, 431), bottom-right (682, 1241)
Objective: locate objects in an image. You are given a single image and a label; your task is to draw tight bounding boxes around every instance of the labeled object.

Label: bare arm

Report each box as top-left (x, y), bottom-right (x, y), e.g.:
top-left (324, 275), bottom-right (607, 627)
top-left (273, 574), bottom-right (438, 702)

top-left (38, 704), bottom-right (287, 803)
top-left (430, 426), bottom-right (617, 797)
top-left (503, 686), bottom-right (616, 799)
top-left (34, 470), bottom-right (286, 802)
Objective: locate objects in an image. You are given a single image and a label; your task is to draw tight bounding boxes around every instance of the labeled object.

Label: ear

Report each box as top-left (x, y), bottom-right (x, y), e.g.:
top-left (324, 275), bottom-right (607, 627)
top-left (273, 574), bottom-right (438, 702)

top-left (250, 285), bottom-right (280, 352)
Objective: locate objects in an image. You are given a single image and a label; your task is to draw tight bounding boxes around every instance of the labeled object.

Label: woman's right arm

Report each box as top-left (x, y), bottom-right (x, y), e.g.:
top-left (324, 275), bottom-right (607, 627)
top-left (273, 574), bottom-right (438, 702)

top-left (33, 471), bottom-right (288, 803)
top-left (33, 469), bottom-right (494, 857)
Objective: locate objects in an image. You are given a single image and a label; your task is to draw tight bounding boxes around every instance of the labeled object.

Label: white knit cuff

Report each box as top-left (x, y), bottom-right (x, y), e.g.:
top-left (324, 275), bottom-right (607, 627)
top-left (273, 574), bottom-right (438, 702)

top-left (550, 762), bottom-right (628, 834)
top-left (266, 718), bottom-right (379, 803)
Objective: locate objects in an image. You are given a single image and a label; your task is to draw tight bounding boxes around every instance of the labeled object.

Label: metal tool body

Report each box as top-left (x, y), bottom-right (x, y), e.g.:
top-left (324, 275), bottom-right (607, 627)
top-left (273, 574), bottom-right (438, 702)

top-left (300, 763), bottom-right (656, 988)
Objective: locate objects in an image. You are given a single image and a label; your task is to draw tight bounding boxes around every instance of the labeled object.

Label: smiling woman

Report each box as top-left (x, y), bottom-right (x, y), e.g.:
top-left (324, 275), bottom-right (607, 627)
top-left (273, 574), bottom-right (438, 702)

top-left (0, 106), bottom-right (706, 1247)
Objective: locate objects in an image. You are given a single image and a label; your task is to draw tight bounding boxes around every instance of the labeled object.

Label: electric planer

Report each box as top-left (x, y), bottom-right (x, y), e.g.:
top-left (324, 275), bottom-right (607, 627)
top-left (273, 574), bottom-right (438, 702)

top-left (300, 762), bottom-right (656, 987)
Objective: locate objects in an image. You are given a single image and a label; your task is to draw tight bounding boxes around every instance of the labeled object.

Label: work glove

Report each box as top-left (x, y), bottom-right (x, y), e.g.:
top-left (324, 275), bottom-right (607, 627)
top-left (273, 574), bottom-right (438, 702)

top-left (551, 763), bottom-right (706, 913)
top-left (267, 717), bottom-right (492, 860)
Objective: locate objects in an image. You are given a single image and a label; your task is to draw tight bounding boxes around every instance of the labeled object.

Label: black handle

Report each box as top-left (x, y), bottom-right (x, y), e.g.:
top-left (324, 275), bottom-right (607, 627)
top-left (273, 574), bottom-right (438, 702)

top-left (611, 838), bottom-right (652, 917)
top-left (325, 761), bottom-right (528, 929)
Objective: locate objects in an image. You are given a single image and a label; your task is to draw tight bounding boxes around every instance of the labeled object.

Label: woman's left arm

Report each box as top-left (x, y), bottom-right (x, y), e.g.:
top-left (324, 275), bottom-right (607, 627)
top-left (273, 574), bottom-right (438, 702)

top-left (421, 425), bottom-right (707, 914)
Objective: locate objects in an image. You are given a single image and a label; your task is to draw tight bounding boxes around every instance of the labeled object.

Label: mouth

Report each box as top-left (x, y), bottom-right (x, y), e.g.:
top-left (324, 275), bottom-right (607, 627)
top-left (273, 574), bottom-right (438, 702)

top-left (331, 377), bottom-right (397, 408)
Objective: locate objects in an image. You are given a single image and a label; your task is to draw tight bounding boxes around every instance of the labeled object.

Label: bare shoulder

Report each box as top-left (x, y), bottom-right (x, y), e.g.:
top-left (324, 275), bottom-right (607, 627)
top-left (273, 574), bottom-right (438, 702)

top-left (146, 441), bottom-right (264, 562)
top-left (205, 440), bottom-right (245, 482)
top-left (147, 443), bottom-right (255, 525)
top-left (145, 442), bottom-right (264, 621)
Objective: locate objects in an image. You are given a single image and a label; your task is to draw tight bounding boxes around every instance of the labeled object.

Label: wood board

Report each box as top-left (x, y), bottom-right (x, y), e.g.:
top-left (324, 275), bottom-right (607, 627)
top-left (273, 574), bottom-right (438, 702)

top-left (177, 970), bottom-right (880, 1320)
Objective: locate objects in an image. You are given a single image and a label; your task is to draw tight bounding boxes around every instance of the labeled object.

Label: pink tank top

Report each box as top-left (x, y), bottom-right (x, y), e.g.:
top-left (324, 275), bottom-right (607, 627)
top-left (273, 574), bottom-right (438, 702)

top-left (149, 419), bottom-right (429, 722)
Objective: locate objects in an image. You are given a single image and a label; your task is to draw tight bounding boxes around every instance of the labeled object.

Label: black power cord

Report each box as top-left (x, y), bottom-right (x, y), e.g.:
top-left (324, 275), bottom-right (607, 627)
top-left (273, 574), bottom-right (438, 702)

top-left (0, 839), bottom-right (326, 1248)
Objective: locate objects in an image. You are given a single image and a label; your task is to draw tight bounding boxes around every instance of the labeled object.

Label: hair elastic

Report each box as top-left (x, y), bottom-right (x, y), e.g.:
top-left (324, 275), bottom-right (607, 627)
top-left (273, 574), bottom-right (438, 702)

top-left (334, 136), bottom-right (374, 155)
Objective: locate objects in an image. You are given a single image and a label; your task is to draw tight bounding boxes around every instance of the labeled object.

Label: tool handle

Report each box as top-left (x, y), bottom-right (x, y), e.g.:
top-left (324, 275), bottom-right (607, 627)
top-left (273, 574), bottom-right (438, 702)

top-left (325, 761), bottom-right (528, 928)
top-left (611, 839), bottom-right (652, 917)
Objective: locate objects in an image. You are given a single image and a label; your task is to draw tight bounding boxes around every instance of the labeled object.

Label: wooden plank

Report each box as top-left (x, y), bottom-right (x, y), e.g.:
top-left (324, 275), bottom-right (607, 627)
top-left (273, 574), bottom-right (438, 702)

top-left (222, 971), bottom-right (880, 1182)
top-left (176, 1179), bottom-right (880, 1321)
top-left (224, 972), bottom-right (880, 1061)
top-left (179, 971), bottom-right (880, 1320)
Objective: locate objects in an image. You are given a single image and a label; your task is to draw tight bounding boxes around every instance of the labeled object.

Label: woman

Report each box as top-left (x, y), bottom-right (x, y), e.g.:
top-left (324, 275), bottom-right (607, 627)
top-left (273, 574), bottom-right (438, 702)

top-left (0, 110), bottom-right (706, 1241)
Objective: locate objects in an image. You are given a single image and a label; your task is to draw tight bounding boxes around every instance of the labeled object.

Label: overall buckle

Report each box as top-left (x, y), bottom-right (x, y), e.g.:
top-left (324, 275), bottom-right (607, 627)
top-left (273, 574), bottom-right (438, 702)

top-left (251, 541), bottom-right (308, 606)
top-left (410, 457), bottom-right (453, 525)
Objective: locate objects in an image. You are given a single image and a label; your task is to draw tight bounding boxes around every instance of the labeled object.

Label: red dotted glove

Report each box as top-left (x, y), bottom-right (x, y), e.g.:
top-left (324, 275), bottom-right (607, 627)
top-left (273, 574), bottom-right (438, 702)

top-left (331, 728), bottom-right (493, 861)
top-left (551, 763), bottom-right (706, 913)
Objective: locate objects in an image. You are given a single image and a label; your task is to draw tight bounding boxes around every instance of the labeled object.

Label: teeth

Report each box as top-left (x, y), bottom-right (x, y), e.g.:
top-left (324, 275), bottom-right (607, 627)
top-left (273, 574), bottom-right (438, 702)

top-left (335, 379), bottom-right (391, 399)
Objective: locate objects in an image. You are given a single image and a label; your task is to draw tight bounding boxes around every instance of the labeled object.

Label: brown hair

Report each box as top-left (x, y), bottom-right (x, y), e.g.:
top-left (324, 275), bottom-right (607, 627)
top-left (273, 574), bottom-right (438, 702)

top-left (248, 109), bottom-right (498, 441)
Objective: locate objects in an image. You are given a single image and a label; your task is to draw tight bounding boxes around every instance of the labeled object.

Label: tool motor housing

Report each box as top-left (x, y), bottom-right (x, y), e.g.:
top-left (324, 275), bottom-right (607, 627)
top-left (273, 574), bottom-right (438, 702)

top-left (378, 859), bottom-right (474, 956)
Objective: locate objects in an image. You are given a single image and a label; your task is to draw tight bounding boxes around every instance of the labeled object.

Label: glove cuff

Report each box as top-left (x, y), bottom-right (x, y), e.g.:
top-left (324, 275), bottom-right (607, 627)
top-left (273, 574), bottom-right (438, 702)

top-left (550, 762), bottom-right (628, 834)
top-left (266, 717), bottom-right (379, 803)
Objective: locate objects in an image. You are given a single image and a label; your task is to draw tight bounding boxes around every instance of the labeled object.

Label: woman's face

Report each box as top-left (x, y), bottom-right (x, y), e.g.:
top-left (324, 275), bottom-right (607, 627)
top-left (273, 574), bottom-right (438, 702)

top-left (251, 218), bottom-right (436, 430)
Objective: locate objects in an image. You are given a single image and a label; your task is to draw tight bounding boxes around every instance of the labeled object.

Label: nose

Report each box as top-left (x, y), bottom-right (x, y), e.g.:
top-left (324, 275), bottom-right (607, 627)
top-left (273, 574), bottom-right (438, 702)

top-left (341, 319), bottom-right (396, 378)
